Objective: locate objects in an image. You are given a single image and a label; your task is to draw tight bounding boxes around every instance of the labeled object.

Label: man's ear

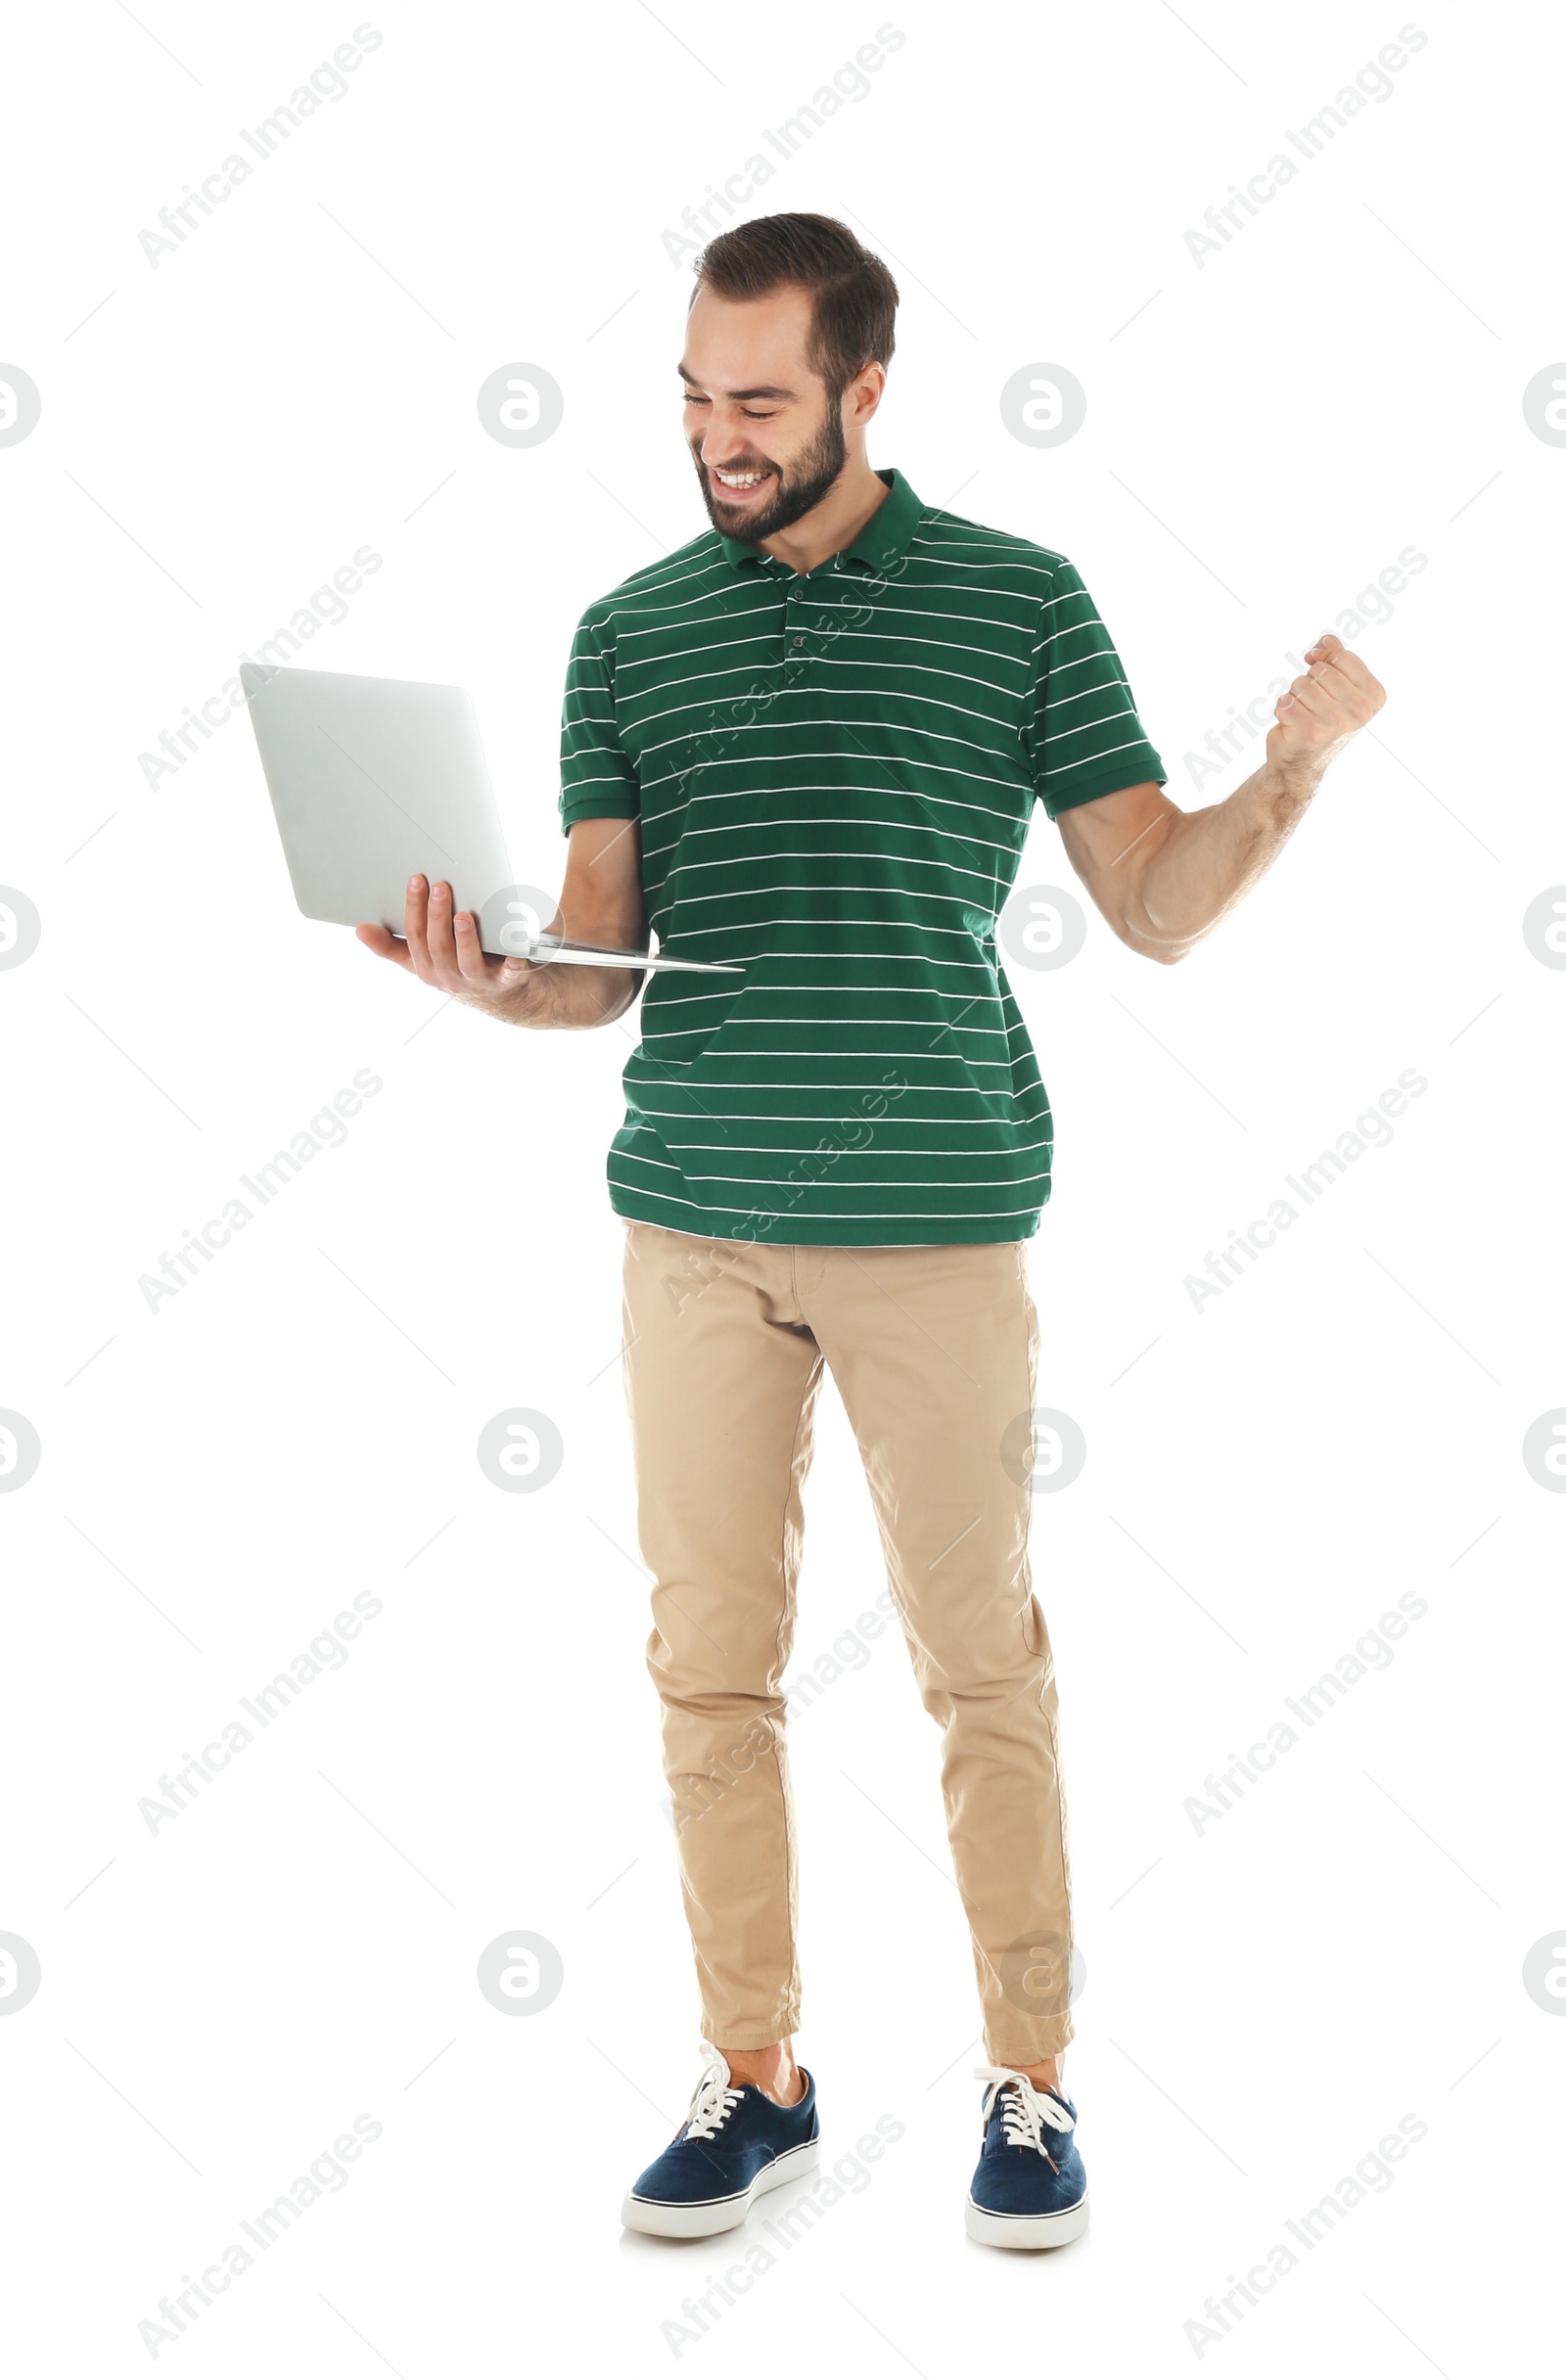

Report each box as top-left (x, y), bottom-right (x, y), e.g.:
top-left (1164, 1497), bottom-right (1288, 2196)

top-left (847, 361), bottom-right (886, 428)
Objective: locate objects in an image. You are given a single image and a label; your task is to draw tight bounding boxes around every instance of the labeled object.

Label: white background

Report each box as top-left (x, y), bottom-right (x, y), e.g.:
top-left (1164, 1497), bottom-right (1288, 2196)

top-left (2, 0), bottom-right (1562, 2371)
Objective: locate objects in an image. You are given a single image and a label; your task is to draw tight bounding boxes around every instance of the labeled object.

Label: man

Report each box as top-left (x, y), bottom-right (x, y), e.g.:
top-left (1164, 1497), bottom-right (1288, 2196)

top-left (359, 212), bottom-right (1384, 2249)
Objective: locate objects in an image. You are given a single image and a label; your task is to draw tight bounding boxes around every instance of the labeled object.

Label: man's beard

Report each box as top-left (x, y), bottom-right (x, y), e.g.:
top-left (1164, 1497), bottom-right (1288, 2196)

top-left (691, 402), bottom-right (849, 544)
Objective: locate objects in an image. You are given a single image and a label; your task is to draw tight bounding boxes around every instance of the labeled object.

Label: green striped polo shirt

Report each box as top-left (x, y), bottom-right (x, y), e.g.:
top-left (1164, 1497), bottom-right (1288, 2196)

top-left (557, 466), bottom-right (1165, 1247)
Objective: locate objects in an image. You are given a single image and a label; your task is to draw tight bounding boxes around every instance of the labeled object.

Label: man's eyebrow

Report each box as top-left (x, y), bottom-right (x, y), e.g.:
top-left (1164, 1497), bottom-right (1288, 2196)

top-left (676, 361), bottom-right (798, 400)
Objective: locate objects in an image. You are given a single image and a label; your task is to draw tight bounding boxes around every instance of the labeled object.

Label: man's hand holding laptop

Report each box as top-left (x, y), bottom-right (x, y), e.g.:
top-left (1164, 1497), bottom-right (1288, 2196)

top-left (355, 816), bottom-right (652, 1029)
top-left (244, 665), bottom-right (740, 1013)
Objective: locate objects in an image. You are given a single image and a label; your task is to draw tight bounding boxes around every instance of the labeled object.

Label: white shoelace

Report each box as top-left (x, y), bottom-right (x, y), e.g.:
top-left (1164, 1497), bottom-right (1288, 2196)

top-left (682, 2041), bottom-right (746, 2141)
top-left (974, 2066), bottom-right (1072, 2159)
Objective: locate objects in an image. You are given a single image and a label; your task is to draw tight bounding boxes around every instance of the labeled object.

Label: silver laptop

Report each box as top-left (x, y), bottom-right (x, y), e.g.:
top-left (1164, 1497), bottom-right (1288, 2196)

top-left (242, 662), bottom-right (740, 973)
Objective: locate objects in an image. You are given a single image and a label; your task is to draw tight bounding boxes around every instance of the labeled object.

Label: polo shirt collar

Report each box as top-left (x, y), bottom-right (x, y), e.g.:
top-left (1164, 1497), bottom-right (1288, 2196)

top-left (718, 466), bottom-right (923, 576)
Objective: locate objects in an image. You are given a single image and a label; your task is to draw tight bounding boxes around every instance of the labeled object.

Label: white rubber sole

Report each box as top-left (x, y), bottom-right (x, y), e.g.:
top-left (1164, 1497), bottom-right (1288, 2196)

top-left (622, 2138), bottom-right (821, 2238)
top-left (964, 2192), bottom-right (1089, 2250)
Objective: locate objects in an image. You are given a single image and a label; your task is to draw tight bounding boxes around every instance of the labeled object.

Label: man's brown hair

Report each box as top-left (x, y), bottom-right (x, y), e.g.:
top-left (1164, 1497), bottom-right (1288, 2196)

top-left (692, 212), bottom-right (898, 400)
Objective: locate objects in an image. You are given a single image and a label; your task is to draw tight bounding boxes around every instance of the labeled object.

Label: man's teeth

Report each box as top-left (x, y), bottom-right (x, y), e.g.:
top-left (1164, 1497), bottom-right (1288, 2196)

top-left (714, 468), bottom-right (768, 486)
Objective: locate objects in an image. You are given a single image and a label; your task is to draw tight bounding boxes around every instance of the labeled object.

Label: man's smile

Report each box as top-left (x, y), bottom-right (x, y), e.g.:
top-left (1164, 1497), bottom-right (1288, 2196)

top-left (708, 463), bottom-right (776, 501)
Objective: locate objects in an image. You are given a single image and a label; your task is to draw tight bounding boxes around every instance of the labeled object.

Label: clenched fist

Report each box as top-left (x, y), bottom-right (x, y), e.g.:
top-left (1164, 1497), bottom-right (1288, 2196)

top-left (1267, 633), bottom-right (1385, 776)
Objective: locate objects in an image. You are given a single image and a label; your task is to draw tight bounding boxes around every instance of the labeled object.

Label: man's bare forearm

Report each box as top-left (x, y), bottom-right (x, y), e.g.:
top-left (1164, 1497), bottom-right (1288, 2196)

top-left (1093, 632), bottom-right (1387, 963)
top-left (1124, 755), bottom-right (1323, 961)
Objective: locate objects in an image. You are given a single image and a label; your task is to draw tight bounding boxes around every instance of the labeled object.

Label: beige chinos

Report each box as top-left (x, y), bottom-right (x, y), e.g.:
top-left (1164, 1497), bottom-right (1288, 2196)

top-left (621, 1219), bottom-right (1075, 2065)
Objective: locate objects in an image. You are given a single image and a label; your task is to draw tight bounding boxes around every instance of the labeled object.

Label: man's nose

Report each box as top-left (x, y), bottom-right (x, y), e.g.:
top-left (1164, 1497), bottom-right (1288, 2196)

top-left (702, 431), bottom-right (758, 467)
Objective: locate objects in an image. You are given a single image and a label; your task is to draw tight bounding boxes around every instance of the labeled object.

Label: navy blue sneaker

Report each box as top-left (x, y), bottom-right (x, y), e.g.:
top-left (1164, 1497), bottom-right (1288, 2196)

top-left (965, 2066), bottom-right (1088, 2248)
top-left (622, 2042), bottom-right (820, 2237)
